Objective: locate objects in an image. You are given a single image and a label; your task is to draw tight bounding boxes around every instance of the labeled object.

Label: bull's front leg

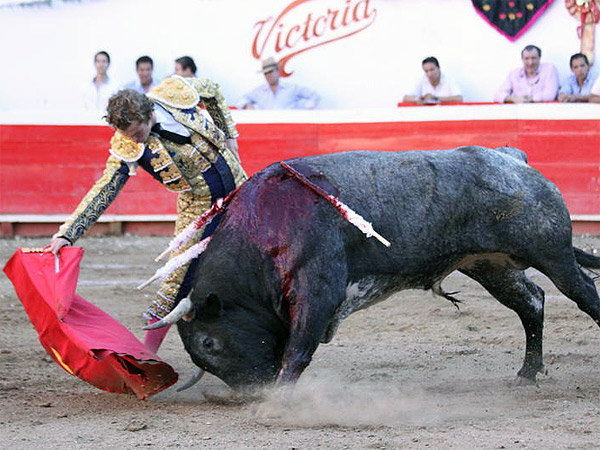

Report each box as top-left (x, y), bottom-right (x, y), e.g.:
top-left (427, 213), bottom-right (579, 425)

top-left (276, 260), bottom-right (347, 386)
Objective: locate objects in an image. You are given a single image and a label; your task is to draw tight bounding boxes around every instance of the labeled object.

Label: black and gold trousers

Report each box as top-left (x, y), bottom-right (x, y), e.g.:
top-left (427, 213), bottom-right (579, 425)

top-left (145, 153), bottom-right (242, 319)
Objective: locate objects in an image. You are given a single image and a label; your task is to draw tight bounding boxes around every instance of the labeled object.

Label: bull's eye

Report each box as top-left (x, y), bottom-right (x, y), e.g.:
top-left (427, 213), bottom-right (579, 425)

top-left (203, 337), bottom-right (214, 350)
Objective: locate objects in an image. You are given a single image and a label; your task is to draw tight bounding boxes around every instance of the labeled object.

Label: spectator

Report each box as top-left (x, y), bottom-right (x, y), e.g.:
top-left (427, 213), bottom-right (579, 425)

top-left (83, 50), bottom-right (119, 112)
top-left (47, 77), bottom-right (247, 353)
top-left (494, 45), bottom-right (559, 103)
top-left (237, 57), bottom-right (320, 109)
top-left (174, 56), bottom-right (197, 77)
top-left (123, 55), bottom-right (157, 94)
top-left (402, 56), bottom-right (463, 104)
top-left (556, 53), bottom-right (596, 103)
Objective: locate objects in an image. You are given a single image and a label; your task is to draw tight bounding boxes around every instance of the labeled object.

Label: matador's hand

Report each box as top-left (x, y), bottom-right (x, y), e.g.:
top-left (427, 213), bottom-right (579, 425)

top-left (45, 237), bottom-right (70, 255)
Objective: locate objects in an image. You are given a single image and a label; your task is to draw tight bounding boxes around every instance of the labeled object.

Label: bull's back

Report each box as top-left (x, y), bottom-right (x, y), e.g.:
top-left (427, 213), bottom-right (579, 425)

top-left (278, 147), bottom-right (519, 199)
top-left (279, 147), bottom-right (566, 230)
top-left (224, 147), bottom-right (571, 273)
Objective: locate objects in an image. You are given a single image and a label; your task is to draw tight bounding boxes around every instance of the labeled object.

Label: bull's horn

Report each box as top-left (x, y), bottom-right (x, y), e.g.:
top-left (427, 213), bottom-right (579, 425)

top-left (176, 367), bottom-right (205, 392)
top-left (143, 297), bottom-right (194, 330)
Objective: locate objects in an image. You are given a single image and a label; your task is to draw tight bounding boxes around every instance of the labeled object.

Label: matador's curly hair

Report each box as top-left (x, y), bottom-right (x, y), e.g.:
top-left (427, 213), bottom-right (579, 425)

top-left (105, 89), bottom-right (154, 130)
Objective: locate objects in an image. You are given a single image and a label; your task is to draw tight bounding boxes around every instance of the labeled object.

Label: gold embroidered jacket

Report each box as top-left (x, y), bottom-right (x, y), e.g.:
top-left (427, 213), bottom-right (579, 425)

top-left (56, 76), bottom-right (247, 244)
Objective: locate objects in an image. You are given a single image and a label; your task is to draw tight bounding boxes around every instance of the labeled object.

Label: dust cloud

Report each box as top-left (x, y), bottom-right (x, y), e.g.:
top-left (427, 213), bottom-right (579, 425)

top-left (252, 372), bottom-right (478, 428)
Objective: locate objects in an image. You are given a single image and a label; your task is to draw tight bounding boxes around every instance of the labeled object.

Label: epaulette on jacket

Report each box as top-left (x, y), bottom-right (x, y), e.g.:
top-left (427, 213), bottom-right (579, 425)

top-left (147, 76), bottom-right (199, 109)
top-left (109, 131), bottom-right (144, 162)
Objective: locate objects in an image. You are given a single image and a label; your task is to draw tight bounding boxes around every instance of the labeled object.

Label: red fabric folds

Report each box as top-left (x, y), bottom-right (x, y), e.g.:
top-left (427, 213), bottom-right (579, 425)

top-left (3, 247), bottom-right (178, 400)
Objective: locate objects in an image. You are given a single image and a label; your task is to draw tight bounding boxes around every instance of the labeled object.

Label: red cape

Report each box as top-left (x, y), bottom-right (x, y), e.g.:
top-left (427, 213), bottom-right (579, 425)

top-left (3, 247), bottom-right (178, 400)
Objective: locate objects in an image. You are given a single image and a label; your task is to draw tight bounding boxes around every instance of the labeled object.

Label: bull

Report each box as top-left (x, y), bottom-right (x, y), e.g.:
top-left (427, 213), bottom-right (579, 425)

top-left (150, 146), bottom-right (600, 390)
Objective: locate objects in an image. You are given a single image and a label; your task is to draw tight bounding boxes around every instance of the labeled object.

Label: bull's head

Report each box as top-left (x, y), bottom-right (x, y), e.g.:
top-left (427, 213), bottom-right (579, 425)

top-left (147, 294), bottom-right (286, 390)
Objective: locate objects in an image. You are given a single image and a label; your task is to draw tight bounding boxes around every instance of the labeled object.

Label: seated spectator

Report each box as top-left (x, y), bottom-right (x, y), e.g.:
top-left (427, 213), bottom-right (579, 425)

top-left (237, 57), bottom-right (320, 110)
top-left (123, 55), bottom-right (157, 94)
top-left (558, 53), bottom-right (595, 103)
top-left (494, 45), bottom-right (559, 103)
top-left (174, 56), bottom-right (197, 78)
top-left (83, 50), bottom-right (119, 112)
top-left (403, 57), bottom-right (462, 104)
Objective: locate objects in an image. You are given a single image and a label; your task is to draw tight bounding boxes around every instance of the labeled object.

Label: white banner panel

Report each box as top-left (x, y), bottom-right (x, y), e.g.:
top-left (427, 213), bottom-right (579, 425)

top-left (0, 0), bottom-right (589, 111)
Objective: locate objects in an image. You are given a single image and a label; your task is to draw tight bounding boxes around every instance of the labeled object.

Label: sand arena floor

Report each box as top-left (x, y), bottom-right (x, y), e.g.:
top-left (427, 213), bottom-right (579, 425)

top-left (2, 235), bottom-right (600, 449)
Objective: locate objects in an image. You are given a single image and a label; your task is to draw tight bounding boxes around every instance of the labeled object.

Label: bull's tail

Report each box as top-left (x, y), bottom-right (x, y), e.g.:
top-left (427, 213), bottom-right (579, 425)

top-left (574, 247), bottom-right (600, 270)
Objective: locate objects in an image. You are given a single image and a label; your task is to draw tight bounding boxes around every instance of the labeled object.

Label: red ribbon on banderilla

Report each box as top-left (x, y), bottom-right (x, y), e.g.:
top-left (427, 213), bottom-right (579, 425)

top-left (155, 186), bottom-right (241, 263)
top-left (279, 161), bottom-right (391, 247)
top-left (138, 162), bottom-right (390, 290)
top-left (137, 187), bottom-right (240, 290)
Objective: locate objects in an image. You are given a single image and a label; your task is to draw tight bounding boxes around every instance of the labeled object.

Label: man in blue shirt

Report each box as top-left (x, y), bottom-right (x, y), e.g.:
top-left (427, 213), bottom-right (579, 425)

top-left (123, 56), bottom-right (157, 94)
top-left (237, 57), bottom-right (320, 110)
top-left (558, 53), bottom-right (596, 102)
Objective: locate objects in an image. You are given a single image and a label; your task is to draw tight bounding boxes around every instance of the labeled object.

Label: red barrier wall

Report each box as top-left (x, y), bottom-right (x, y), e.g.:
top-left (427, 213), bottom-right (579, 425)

top-left (1, 106), bottom-right (599, 235)
top-left (239, 119), bottom-right (600, 215)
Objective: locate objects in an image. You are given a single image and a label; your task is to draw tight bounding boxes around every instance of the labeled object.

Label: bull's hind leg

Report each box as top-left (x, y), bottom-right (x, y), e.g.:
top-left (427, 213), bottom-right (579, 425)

top-left (460, 262), bottom-right (545, 381)
top-left (536, 250), bottom-right (600, 326)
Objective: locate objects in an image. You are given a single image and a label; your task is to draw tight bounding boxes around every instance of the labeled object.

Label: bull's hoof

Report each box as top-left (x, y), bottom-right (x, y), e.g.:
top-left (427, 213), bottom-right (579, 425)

top-left (203, 389), bottom-right (249, 405)
top-left (516, 364), bottom-right (544, 383)
top-left (254, 396), bottom-right (290, 419)
top-left (513, 375), bottom-right (538, 387)
top-left (253, 385), bottom-right (295, 419)
top-left (254, 401), bottom-right (284, 420)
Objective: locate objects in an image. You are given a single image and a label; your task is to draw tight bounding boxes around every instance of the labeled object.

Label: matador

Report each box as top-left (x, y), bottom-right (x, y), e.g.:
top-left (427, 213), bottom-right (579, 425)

top-left (46, 75), bottom-right (247, 351)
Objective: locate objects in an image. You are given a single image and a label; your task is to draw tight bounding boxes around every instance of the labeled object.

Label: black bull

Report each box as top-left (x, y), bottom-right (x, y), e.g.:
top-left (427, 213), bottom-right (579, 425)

top-left (174, 146), bottom-right (600, 389)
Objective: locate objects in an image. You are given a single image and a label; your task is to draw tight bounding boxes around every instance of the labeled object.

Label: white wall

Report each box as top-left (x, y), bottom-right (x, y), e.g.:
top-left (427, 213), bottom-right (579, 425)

top-left (0, 0), bottom-right (590, 113)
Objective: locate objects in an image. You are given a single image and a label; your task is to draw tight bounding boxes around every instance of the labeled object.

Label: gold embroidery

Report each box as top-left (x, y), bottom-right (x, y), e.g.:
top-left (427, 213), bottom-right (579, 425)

top-left (146, 192), bottom-right (212, 319)
top-left (163, 107), bottom-right (226, 149)
top-left (149, 150), bottom-right (172, 172)
top-left (146, 136), bottom-right (163, 153)
top-left (147, 76), bottom-right (199, 109)
top-left (188, 78), bottom-right (239, 139)
top-left (190, 134), bottom-right (219, 163)
top-left (146, 136), bottom-right (174, 174)
top-left (159, 165), bottom-right (183, 183)
top-left (58, 156), bottom-right (128, 242)
top-left (145, 142), bottom-right (193, 192)
top-left (148, 76), bottom-right (236, 149)
top-left (159, 140), bottom-right (213, 196)
top-left (163, 178), bottom-right (192, 192)
top-left (109, 131), bottom-right (144, 162)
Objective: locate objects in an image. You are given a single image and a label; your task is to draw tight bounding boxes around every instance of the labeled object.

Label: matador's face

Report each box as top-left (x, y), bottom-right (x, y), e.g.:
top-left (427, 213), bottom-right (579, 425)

top-left (119, 118), bottom-right (152, 144)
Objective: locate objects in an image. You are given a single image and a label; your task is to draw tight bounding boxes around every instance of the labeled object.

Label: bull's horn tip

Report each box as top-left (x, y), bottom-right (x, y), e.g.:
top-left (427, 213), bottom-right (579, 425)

top-left (143, 320), bottom-right (166, 330)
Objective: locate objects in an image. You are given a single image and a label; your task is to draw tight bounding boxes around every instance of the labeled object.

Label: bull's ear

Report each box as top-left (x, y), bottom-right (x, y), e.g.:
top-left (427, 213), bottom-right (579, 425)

top-left (202, 293), bottom-right (223, 318)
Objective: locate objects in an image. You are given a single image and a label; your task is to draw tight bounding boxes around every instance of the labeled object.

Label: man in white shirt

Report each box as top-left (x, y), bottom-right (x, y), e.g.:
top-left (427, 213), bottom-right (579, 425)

top-left (83, 50), bottom-right (119, 112)
top-left (237, 57), bottom-right (320, 110)
top-left (403, 56), bottom-right (463, 105)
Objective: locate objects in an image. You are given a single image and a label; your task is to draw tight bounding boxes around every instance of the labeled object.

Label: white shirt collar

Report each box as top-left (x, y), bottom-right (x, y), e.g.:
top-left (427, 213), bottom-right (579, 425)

top-left (153, 103), bottom-right (190, 137)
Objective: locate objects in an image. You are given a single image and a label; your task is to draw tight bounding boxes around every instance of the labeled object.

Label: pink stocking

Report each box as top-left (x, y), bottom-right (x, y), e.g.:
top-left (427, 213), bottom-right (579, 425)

top-left (144, 318), bottom-right (171, 354)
